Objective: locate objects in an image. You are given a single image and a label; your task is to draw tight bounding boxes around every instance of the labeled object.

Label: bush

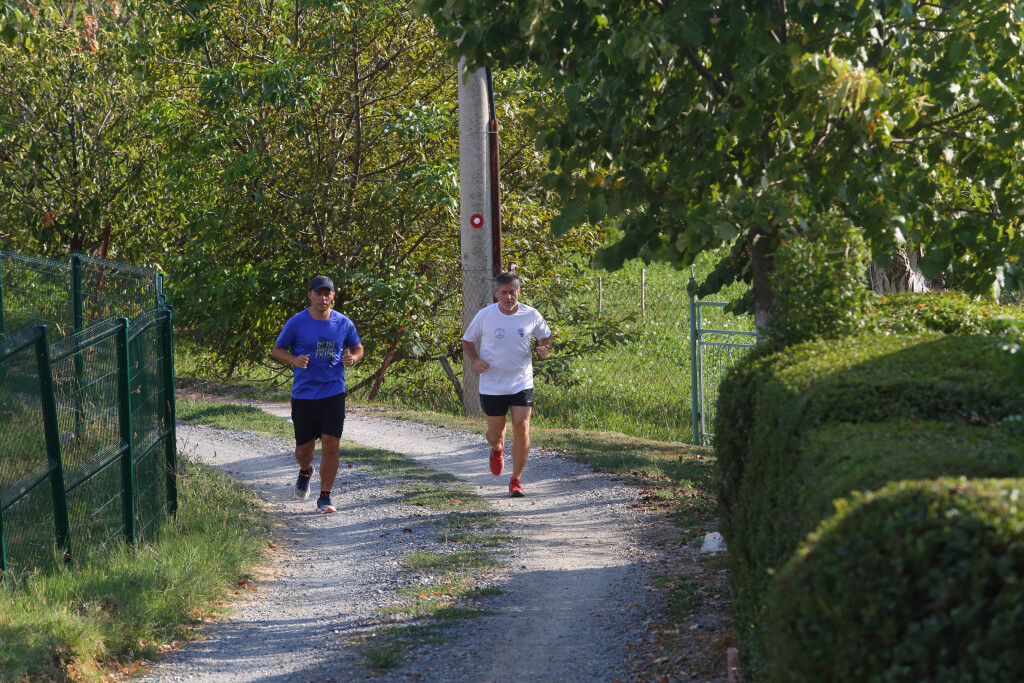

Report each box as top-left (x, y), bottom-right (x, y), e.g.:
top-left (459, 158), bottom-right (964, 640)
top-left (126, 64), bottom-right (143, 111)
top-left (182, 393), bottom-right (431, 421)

top-left (768, 478), bottom-right (1024, 682)
top-left (869, 290), bottom-right (1024, 337)
top-left (766, 217), bottom-right (872, 348)
top-left (716, 328), bottom-right (1024, 680)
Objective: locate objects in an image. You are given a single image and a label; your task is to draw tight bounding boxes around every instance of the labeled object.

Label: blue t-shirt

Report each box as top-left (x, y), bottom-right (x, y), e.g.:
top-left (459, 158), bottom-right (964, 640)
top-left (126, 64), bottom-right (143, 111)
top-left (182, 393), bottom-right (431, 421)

top-left (274, 309), bottom-right (361, 399)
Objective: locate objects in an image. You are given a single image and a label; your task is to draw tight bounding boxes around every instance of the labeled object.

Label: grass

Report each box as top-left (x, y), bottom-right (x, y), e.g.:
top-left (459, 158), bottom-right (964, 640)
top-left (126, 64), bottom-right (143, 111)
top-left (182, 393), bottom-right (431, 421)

top-left (175, 398), bottom-right (292, 438)
top-left (345, 457), bottom-right (513, 672)
top-left (173, 255), bottom-right (754, 444)
top-left (0, 456), bottom-right (274, 682)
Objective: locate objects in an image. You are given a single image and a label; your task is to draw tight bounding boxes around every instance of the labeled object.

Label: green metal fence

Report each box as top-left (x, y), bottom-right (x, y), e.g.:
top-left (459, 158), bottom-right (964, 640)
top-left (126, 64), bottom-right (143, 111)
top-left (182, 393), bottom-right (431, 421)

top-left (0, 252), bottom-right (175, 578)
top-left (689, 278), bottom-right (757, 446)
top-left (0, 250), bottom-right (166, 342)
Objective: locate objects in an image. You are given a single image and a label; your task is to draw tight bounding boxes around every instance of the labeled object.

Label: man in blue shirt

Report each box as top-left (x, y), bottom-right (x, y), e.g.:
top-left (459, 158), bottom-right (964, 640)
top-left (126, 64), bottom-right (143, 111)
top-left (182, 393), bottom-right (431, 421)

top-left (272, 275), bottom-right (363, 513)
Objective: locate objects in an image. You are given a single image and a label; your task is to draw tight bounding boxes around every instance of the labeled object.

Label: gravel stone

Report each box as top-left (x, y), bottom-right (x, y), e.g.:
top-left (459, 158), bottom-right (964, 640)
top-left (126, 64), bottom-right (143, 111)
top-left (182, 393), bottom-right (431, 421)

top-left (148, 405), bottom-right (681, 682)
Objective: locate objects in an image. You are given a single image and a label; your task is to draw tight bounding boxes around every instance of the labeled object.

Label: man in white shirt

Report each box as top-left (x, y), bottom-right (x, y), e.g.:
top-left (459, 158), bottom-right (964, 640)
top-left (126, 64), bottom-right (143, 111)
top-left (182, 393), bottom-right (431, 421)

top-left (461, 271), bottom-right (553, 497)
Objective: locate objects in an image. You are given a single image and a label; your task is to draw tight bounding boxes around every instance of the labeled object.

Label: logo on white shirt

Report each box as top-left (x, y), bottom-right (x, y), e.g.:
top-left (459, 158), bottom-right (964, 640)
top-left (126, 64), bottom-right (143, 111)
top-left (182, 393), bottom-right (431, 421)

top-left (494, 328), bottom-right (506, 339)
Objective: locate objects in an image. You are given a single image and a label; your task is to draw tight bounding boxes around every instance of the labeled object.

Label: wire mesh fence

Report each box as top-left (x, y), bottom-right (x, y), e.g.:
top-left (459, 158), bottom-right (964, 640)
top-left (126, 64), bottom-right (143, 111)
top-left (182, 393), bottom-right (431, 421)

top-left (689, 294), bottom-right (757, 447)
top-left (0, 250), bottom-right (165, 343)
top-left (0, 252), bottom-right (175, 579)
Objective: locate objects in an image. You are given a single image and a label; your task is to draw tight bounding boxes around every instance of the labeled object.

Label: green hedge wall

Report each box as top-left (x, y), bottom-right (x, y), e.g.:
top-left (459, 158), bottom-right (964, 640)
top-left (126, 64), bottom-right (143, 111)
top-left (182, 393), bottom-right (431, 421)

top-left (769, 479), bottom-right (1024, 682)
top-left (716, 293), bottom-right (1024, 681)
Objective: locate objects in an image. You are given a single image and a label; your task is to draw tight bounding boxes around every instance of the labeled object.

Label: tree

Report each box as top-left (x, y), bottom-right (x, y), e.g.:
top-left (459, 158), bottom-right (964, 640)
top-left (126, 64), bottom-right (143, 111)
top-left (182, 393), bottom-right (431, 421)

top-left (0, 1), bottom-right (165, 261)
top-left (150, 0), bottom-right (607, 377)
top-left (419, 0), bottom-right (1024, 330)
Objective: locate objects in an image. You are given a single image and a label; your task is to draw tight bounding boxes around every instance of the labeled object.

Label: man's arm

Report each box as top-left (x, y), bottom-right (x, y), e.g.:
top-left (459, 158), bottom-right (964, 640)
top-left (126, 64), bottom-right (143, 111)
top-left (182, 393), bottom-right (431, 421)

top-left (535, 335), bottom-right (553, 360)
top-left (342, 342), bottom-right (364, 366)
top-left (272, 345), bottom-right (309, 369)
top-left (461, 339), bottom-right (490, 373)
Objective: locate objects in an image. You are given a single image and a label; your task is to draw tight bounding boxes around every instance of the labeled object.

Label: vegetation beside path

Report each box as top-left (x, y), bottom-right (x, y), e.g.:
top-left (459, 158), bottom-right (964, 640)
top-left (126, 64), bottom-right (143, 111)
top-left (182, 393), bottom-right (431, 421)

top-left (0, 398), bottom-right (726, 681)
top-left (0, 452), bottom-right (273, 682)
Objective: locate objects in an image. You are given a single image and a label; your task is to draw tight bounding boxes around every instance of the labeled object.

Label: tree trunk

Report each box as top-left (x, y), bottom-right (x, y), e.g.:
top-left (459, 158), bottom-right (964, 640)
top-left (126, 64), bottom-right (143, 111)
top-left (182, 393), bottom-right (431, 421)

top-left (869, 246), bottom-right (933, 294)
top-left (438, 354), bottom-right (464, 404)
top-left (750, 230), bottom-right (774, 338)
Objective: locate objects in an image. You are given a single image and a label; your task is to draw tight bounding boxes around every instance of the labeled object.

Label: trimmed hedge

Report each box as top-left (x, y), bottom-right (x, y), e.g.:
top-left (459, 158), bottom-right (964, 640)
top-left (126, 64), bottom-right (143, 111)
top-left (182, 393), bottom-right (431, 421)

top-left (716, 294), bottom-right (1024, 680)
top-left (769, 479), bottom-right (1024, 682)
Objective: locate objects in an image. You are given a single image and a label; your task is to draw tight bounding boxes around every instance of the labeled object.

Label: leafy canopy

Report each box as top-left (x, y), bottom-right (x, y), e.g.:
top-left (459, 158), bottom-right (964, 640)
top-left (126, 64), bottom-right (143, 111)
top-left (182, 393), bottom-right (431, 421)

top-left (0, 1), bottom-right (163, 260)
top-left (419, 0), bottom-right (1024, 305)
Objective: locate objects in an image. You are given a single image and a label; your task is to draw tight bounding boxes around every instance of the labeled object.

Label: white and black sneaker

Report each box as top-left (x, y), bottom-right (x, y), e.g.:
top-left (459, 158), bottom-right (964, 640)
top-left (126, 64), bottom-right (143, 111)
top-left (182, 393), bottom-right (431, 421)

top-left (294, 467), bottom-right (313, 500)
top-left (316, 493), bottom-right (336, 514)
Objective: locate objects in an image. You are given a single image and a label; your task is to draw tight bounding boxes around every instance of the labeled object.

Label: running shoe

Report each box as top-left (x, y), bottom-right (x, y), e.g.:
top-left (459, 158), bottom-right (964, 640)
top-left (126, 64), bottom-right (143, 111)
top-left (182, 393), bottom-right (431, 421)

top-left (508, 477), bottom-right (524, 498)
top-left (490, 447), bottom-right (504, 476)
top-left (294, 467), bottom-right (313, 500)
top-left (316, 493), bottom-right (337, 514)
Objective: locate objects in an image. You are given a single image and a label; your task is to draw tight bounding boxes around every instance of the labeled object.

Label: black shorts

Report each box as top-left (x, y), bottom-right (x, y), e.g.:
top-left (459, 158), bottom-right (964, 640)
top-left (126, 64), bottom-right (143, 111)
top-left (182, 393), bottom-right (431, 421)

top-left (479, 389), bottom-right (534, 417)
top-left (291, 392), bottom-right (345, 445)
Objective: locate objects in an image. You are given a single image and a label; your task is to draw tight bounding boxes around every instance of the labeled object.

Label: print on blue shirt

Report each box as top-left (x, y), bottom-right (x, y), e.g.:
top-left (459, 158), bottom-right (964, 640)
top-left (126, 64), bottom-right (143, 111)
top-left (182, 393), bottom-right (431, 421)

top-left (316, 338), bottom-right (336, 359)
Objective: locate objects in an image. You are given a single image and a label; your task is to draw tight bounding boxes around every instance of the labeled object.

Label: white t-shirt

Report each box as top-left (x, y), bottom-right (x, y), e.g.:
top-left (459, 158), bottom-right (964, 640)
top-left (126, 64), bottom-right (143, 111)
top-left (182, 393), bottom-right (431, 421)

top-left (462, 302), bottom-right (552, 395)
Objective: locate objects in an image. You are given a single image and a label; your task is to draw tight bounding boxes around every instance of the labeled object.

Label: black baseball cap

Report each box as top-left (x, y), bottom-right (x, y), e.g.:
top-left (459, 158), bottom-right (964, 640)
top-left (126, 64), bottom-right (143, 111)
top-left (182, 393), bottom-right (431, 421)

top-left (308, 275), bottom-right (335, 292)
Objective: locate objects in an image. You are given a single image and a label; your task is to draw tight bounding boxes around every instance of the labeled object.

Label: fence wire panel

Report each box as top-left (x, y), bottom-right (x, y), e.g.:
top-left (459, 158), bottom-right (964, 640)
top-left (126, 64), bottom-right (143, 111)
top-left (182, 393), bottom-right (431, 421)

top-left (0, 252), bottom-right (75, 341)
top-left (49, 319), bottom-right (128, 558)
top-left (697, 334), bottom-right (755, 444)
top-left (0, 329), bottom-right (60, 571)
top-left (693, 300), bottom-right (757, 446)
top-left (128, 311), bottom-right (171, 542)
top-left (79, 255), bottom-right (162, 323)
top-left (0, 250), bottom-right (175, 575)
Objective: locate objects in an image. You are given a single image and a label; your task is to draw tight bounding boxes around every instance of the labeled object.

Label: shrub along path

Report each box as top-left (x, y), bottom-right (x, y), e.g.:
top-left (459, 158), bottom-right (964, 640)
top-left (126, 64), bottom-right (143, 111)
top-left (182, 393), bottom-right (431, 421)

top-left (149, 403), bottom-right (727, 681)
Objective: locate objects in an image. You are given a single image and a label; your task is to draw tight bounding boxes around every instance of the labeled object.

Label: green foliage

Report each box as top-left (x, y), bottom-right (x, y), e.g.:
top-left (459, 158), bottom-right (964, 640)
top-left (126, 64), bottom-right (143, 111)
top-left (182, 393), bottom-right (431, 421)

top-left (766, 216), bottom-right (872, 347)
top-left (715, 328), bottom-right (1024, 680)
top-left (0, 457), bottom-right (273, 681)
top-left (142, 0), bottom-right (607, 374)
top-left (769, 479), bottom-right (1024, 682)
top-left (0, 2), bottom-right (164, 261)
top-left (870, 291), bottom-right (1024, 337)
top-left (421, 0), bottom-right (1024, 315)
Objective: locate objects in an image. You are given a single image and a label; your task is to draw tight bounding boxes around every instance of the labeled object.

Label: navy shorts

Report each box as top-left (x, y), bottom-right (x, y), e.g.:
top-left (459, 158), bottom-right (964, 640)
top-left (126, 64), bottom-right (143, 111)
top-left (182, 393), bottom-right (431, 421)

top-left (291, 392), bottom-right (345, 445)
top-left (479, 389), bottom-right (534, 417)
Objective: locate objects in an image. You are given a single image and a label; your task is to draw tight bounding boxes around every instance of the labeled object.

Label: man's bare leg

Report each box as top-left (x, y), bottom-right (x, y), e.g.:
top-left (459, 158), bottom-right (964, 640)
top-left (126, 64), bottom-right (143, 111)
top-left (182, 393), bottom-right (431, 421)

top-left (509, 406), bottom-right (532, 480)
top-left (486, 415), bottom-right (508, 453)
top-left (295, 440), bottom-right (316, 471)
top-left (319, 434), bottom-right (340, 492)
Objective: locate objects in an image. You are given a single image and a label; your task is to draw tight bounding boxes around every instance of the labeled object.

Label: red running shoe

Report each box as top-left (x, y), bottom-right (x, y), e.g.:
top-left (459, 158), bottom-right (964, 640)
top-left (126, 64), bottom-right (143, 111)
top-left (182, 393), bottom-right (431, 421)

top-left (508, 477), bottom-right (524, 498)
top-left (490, 447), bottom-right (504, 475)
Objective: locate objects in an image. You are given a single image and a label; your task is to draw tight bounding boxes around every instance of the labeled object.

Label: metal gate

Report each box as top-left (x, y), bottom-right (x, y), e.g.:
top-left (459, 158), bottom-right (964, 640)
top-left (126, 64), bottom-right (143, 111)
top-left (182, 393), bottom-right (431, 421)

top-left (689, 282), bottom-right (757, 446)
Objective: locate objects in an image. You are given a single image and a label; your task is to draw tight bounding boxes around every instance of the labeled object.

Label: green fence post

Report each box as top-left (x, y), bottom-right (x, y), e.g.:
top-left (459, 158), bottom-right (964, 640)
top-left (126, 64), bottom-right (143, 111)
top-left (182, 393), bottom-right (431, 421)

top-left (35, 326), bottom-right (73, 564)
top-left (0, 251), bottom-right (6, 338)
top-left (115, 318), bottom-right (136, 545)
top-left (0, 494), bottom-right (6, 579)
top-left (71, 254), bottom-right (86, 436)
top-left (160, 307), bottom-right (178, 515)
top-left (689, 278), bottom-right (701, 446)
top-left (156, 272), bottom-right (166, 310)
top-left (71, 254), bottom-right (84, 333)
top-left (0, 253), bottom-right (7, 387)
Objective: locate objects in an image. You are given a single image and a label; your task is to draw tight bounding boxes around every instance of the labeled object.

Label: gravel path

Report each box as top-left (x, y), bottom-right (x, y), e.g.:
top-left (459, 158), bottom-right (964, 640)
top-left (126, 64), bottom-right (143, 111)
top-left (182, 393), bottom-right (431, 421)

top-left (147, 404), bottom-right (679, 682)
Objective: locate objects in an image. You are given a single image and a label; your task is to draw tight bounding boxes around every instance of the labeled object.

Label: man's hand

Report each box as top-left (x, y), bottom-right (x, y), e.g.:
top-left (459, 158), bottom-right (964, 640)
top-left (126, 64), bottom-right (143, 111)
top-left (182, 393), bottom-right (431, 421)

top-left (343, 349), bottom-right (356, 367)
top-left (536, 345), bottom-right (550, 360)
top-left (472, 358), bottom-right (490, 374)
top-left (294, 354), bottom-right (310, 369)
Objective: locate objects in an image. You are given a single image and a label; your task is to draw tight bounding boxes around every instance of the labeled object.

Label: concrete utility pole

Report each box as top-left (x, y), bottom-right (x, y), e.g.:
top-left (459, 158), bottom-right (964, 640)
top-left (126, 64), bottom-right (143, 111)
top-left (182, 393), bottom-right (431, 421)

top-left (458, 58), bottom-right (494, 416)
